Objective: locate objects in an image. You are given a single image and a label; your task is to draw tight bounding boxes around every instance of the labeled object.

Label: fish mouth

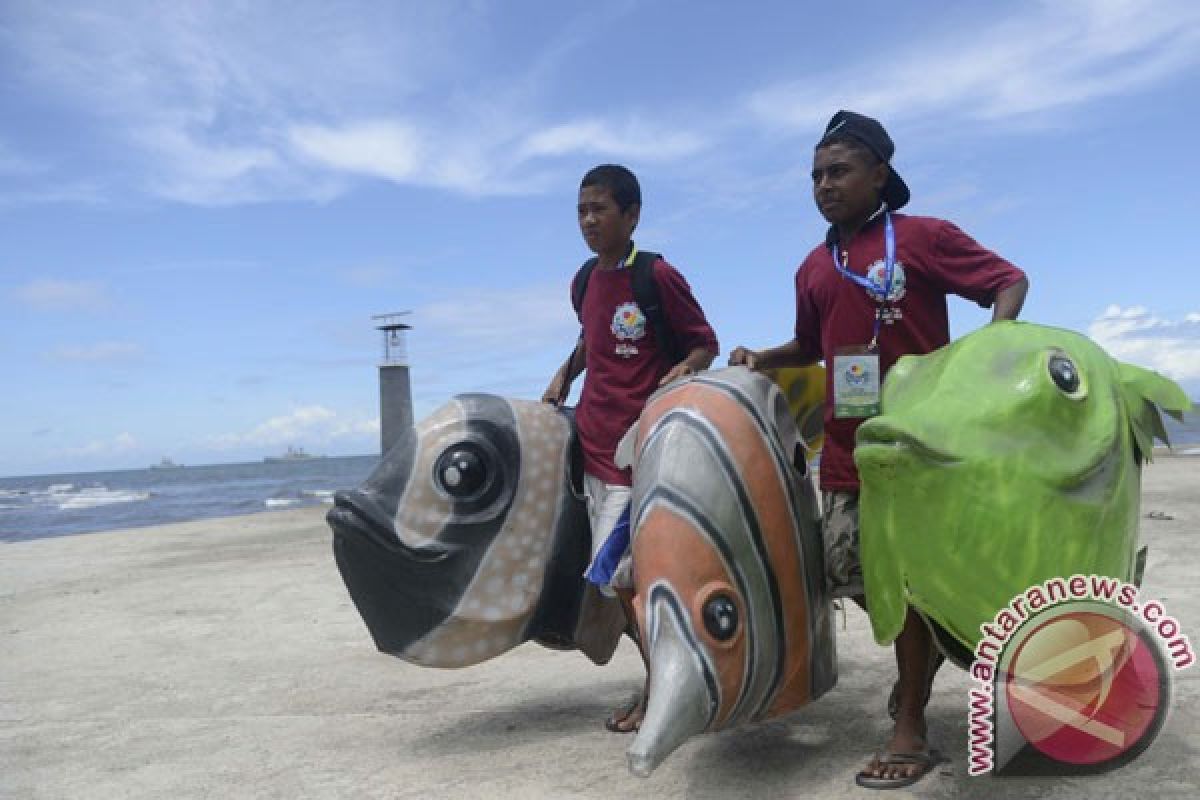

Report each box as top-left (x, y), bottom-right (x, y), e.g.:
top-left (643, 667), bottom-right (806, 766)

top-left (627, 585), bottom-right (718, 777)
top-left (328, 489), bottom-right (451, 564)
top-left (329, 489), bottom-right (464, 657)
top-left (855, 420), bottom-right (959, 465)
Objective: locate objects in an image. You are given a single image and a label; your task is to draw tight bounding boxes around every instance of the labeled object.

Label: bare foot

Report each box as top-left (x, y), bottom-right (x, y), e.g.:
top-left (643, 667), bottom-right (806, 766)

top-left (604, 693), bottom-right (645, 733)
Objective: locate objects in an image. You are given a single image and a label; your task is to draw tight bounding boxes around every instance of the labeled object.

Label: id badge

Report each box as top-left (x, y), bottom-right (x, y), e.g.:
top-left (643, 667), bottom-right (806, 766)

top-left (833, 346), bottom-right (881, 418)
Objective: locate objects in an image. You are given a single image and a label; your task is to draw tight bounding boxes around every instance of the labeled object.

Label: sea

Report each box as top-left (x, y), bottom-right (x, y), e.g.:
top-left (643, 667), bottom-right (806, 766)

top-left (0, 455), bottom-right (379, 543)
top-left (2, 411), bottom-right (1196, 544)
top-left (1164, 407), bottom-right (1200, 453)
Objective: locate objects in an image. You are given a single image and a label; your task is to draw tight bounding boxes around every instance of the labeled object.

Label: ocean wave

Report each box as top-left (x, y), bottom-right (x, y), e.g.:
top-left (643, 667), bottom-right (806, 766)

top-left (302, 489), bottom-right (336, 504)
top-left (1179, 447), bottom-right (1200, 456)
top-left (264, 497), bottom-right (301, 508)
top-left (0, 454), bottom-right (382, 540)
top-left (58, 488), bottom-right (152, 511)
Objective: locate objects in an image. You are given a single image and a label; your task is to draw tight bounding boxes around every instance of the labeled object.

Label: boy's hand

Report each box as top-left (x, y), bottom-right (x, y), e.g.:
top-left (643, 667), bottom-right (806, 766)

top-left (542, 372), bottom-right (569, 406)
top-left (658, 363), bottom-right (695, 387)
top-left (727, 346), bottom-right (760, 370)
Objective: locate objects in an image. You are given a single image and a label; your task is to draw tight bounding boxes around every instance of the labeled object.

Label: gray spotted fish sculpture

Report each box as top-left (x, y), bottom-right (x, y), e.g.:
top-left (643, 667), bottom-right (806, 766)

top-left (328, 370), bottom-right (834, 777)
top-left (328, 394), bottom-right (626, 668)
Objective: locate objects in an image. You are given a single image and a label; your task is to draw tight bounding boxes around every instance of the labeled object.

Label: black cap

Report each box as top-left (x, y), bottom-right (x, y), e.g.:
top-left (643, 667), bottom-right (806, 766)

top-left (817, 110), bottom-right (910, 211)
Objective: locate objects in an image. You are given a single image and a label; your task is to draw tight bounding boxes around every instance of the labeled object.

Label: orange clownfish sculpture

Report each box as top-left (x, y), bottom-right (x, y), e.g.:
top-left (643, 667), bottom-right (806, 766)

top-left (618, 365), bottom-right (836, 776)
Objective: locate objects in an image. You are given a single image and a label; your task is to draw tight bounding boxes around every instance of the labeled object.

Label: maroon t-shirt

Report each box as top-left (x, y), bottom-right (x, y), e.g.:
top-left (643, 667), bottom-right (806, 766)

top-left (574, 255), bottom-right (718, 486)
top-left (793, 213), bottom-right (1026, 491)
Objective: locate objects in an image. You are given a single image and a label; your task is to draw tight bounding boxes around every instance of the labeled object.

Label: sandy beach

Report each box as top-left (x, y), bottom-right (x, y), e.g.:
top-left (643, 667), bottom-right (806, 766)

top-left (2, 456), bottom-right (1197, 799)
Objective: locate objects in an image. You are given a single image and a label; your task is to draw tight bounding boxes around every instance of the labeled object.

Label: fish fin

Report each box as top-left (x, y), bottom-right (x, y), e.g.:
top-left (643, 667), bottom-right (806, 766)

top-left (858, 487), bottom-right (908, 645)
top-left (866, 576), bottom-right (907, 646)
top-left (614, 420), bottom-right (639, 471)
top-left (1134, 546), bottom-right (1148, 588)
top-left (861, 537), bottom-right (907, 646)
top-left (573, 584), bottom-right (627, 665)
top-left (1117, 362), bottom-right (1191, 460)
top-left (766, 365), bottom-right (827, 455)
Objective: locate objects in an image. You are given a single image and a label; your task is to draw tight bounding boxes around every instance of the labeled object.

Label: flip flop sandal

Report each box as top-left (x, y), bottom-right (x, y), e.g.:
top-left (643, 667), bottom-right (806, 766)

top-left (604, 695), bottom-right (643, 734)
top-left (854, 749), bottom-right (944, 790)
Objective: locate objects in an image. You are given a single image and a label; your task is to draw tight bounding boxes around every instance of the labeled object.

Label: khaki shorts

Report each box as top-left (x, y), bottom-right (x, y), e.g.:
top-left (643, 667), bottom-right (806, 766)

top-left (822, 490), bottom-right (864, 599)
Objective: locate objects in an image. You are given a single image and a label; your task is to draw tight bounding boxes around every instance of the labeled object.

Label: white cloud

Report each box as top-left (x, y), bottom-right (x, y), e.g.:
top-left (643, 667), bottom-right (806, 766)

top-left (135, 124), bottom-right (287, 205)
top-left (287, 114), bottom-right (709, 197)
top-left (13, 280), bottom-right (111, 312)
top-left (8, 2), bottom-right (1194, 207)
top-left (747, 1), bottom-right (1200, 131)
top-left (5, 2), bottom-right (444, 123)
top-left (417, 284), bottom-right (578, 347)
top-left (49, 341), bottom-right (144, 364)
top-left (2, 3), bottom-right (710, 203)
top-left (519, 120), bottom-right (708, 162)
top-left (1089, 305), bottom-right (1200, 388)
top-left (56, 432), bottom-right (138, 459)
top-left (207, 405), bottom-right (378, 450)
top-left (1, 2), bottom-right (472, 204)
top-left (290, 120), bottom-right (424, 182)
top-left (401, 283), bottom-right (584, 407)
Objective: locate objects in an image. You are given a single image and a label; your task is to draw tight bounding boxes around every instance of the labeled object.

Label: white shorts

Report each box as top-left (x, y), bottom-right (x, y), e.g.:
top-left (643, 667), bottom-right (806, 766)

top-left (583, 473), bottom-right (634, 594)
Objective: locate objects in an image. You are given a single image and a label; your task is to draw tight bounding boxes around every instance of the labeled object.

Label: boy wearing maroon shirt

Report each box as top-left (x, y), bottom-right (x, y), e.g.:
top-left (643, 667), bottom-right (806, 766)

top-left (730, 112), bottom-right (1028, 788)
top-left (543, 164), bottom-right (718, 733)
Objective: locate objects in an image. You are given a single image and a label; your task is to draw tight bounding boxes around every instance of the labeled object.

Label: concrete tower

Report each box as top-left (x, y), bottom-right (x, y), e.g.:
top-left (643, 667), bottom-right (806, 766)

top-left (373, 311), bottom-right (414, 456)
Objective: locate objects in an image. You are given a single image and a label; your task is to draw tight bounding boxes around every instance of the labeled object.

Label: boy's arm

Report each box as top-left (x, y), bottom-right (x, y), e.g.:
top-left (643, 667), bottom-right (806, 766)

top-left (542, 336), bottom-right (586, 406)
top-left (651, 259), bottom-right (718, 380)
top-left (991, 276), bottom-right (1029, 322)
top-left (728, 338), bottom-right (818, 372)
top-left (729, 259), bottom-right (821, 372)
top-left (929, 220), bottom-right (1028, 316)
top-left (659, 345), bottom-right (717, 386)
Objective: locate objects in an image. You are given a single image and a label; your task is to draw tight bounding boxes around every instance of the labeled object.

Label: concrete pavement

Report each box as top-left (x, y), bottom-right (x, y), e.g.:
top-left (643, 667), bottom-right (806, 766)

top-left (2, 457), bottom-right (1197, 799)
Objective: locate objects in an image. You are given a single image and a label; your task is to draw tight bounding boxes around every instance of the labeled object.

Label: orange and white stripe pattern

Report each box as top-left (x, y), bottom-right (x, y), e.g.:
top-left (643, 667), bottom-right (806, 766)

top-left (630, 367), bottom-right (835, 731)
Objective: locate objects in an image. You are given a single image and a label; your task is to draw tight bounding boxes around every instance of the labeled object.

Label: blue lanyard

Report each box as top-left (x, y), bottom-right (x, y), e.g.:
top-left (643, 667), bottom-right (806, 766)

top-left (831, 211), bottom-right (895, 349)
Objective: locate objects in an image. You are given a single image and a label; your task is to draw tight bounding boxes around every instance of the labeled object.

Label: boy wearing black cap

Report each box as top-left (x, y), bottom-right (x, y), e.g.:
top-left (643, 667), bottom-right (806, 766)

top-left (730, 111), bottom-right (1028, 788)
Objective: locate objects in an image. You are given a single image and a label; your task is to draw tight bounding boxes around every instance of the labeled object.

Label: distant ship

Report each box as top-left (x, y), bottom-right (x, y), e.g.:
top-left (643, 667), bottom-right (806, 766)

top-left (263, 445), bottom-right (324, 463)
top-left (150, 457), bottom-right (183, 469)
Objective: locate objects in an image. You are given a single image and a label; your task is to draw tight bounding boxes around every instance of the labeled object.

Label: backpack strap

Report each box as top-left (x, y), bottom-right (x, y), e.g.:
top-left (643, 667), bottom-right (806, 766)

top-left (570, 257), bottom-right (599, 319)
top-left (629, 251), bottom-right (682, 365)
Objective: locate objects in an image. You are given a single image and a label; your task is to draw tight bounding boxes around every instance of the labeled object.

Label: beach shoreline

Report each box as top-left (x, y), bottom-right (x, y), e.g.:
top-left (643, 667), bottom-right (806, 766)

top-left (2, 459), bottom-right (1197, 799)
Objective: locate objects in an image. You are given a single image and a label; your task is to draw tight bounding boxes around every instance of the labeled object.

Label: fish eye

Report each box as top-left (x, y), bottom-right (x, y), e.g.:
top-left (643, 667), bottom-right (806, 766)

top-left (1047, 354), bottom-right (1082, 395)
top-left (434, 443), bottom-right (490, 499)
top-left (702, 594), bottom-right (739, 641)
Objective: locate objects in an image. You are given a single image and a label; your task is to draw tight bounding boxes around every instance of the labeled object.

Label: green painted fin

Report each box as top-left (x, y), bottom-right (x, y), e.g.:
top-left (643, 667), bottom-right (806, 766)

top-left (1117, 362), bottom-right (1191, 460)
top-left (1134, 546), bottom-right (1148, 587)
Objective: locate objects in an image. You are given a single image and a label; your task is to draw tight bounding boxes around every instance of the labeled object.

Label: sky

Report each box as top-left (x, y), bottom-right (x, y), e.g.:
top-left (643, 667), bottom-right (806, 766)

top-left (2, 0), bottom-right (1199, 477)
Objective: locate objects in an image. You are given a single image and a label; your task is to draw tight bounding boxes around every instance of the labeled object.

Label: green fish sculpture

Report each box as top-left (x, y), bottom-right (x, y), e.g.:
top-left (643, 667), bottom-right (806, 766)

top-left (855, 321), bottom-right (1190, 661)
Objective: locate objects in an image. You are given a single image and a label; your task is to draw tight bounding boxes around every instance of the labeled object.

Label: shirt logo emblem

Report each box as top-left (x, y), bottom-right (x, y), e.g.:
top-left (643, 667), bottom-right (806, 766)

top-left (864, 259), bottom-right (907, 303)
top-left (611, 302), bottom-right (646, 341)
